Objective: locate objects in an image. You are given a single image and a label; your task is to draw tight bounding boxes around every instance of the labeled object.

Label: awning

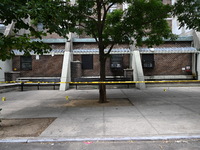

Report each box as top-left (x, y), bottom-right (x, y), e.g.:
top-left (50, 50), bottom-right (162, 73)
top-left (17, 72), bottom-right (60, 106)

top-left (12, 47), bottom-right (198, 55)
top-left (73, 47), bottom-right (198, 54)
top-left (31, 38), bottom-right (67, 43)
top-left (140, 47), bottom-right (198, 54)
top-left (73, 48), bottom-right (130, 54)
top-left (72, 36), bottom-right (194, 42)
top-left (13, 49), bottom-right (65, 55)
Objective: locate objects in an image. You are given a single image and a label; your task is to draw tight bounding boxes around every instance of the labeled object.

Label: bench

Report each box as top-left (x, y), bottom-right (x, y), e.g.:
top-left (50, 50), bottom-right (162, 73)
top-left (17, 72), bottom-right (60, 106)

top-left (71, 77), bottom-right (134, 89)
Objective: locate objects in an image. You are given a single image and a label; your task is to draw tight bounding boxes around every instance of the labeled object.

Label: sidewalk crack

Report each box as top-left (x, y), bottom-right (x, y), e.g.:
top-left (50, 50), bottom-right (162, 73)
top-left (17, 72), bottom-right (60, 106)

top-left (135, 106), bottom-right (160, 135)
top-left (103, 107), bottom-right (106, 136)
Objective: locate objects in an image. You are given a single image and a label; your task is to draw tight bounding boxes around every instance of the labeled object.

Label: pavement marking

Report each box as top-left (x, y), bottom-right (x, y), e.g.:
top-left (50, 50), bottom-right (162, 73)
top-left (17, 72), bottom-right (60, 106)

top-left (1, 97), bottom-right (6, 101)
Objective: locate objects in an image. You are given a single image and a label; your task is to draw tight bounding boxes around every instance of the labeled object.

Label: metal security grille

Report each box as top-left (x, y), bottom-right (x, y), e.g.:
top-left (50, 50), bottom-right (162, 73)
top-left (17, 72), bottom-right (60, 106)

top-left (142, 54), bottom-right (154, 68)
top-left (20, 56), bottom-right (32, 71)
top-left (111, 54), bottom-right (123, 69)
top-left (4, 73), bottom-right (12, 81)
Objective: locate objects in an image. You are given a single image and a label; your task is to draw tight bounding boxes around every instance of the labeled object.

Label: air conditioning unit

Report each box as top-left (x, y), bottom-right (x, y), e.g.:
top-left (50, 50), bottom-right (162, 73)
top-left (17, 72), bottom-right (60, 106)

top-left (111, 63), bottom-right (121, 68)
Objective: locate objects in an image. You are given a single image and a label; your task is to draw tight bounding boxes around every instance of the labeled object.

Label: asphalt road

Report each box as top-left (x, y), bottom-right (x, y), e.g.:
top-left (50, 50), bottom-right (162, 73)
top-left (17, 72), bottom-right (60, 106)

top-left (0, 139), bottom-right (200, 150)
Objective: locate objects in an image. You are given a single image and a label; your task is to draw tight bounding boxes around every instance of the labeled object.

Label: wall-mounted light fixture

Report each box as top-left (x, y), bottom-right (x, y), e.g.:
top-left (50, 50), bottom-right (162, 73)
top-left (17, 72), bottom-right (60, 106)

top-left (51, 52), bottom-right (55, 57)
top-left (36, 55), bottom-right (40, 60)
top-left (149, 48), bottom-right (154, 52)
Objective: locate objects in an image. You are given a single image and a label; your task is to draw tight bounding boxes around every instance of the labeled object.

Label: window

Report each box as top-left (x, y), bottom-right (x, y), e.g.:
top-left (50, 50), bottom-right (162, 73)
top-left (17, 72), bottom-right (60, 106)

top-left (0, 24), bottom-right (6, 34)
top-left (82, 55), bottom-right (93, 69)
top-left (20, 56), bottom-right (32, 70)
top-left (37, 23), bottom-right (44, 31)
top-left (109, 8), bottom-right (116, 13)
top-left (108, 3), bottom-right (118, 13)
top-left (142, 54), bottom-right (154, 68)
top-left (111, 54), bottom-right (123, 69)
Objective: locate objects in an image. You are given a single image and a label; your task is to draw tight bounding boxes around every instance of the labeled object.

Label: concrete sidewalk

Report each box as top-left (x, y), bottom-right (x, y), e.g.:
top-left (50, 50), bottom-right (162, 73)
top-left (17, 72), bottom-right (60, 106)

top-left (1, 87), bottom-right (200, 142)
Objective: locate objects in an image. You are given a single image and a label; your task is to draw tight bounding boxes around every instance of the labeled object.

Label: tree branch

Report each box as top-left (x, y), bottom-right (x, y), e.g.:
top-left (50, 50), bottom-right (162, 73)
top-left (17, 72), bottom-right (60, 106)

top-left (96, 0), bottom-right (102, 39)
top-left (102, 2), bottom-right (115, 26)
top-left (105, 42), bottom-right (115, 56)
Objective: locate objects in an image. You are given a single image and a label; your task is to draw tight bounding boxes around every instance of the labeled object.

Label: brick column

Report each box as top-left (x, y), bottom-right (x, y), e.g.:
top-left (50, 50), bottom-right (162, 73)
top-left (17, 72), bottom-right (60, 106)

top-left (71, 61), bottom-right (82, 81)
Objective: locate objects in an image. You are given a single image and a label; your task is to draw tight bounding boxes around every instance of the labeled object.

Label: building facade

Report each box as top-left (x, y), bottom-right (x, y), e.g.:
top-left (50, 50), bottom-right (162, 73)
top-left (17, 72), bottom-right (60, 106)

top-left (1, 0), bottom-right (200, 90)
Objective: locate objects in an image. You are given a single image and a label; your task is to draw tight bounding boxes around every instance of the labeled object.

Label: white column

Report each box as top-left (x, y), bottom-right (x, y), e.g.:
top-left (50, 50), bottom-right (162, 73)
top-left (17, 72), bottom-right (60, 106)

top-left (197, 54), bottom-right (200, 80)
top-left (129, 50), bottom-right (133, 69)
top-left (130, 46), bottom-right (146, 89)
top-left (59, 34), bottom-right (72, 91)
top-left (0, 22), bottom-right (14, 81)
top-left (0, 60), bottom-right (12, 81)
top-left (70, 0), bottom-right (76, 5)
top-left (193, 31), bottom-right (200, 79)
top-left (192, 53), bottom-right (196, 77)
top-left (4, 22), bottom-right (15, 36)
top-left (171, 0), bottom-right (176, 5)
top-left (59, 51), bottom-right (71, 90)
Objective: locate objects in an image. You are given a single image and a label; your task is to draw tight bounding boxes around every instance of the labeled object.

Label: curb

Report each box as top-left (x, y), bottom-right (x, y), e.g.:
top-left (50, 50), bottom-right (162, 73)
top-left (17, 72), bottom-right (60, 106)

top-left (1, 135), bottom-right (200, 143)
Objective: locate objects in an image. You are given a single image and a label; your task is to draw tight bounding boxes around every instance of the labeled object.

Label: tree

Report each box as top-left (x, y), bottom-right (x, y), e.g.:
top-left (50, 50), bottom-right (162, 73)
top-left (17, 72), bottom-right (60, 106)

top-left (0, 0), bottom-right (51, 61)
top-left (173, 0), bottom-right (200, 31)
top-left (0, 0), bottom-right (174, 103)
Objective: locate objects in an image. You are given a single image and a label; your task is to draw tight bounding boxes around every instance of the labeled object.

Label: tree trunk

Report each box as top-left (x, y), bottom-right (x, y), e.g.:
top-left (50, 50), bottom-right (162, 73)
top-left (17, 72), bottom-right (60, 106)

top-left (99, 49), bottom-right (107, 103)
top-left (99, 84), bottom-right (107, 103)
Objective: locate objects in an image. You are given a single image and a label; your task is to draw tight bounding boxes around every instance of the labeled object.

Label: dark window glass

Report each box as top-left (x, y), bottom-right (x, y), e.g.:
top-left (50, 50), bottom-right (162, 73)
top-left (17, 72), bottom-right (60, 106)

top-left (20, 56), bottom-right (32, 70)
top-left (142, 54), bottom-right (154, 68)
top-left (82, 55), bottom-right (93, 69)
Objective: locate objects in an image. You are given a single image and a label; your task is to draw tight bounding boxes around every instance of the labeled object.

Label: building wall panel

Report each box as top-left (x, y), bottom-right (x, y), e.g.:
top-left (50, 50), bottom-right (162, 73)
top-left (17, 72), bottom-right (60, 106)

top-left (143, 53), bottom-right (192, 76)
top-left (12, 55), bottom-right (63, 77)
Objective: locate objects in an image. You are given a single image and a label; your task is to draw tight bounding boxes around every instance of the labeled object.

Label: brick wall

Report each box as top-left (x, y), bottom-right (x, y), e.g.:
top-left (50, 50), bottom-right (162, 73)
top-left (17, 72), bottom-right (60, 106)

top-left (142, 41), bottom-right (193, 76)
top-left (73, 43), bottom-right (129, 49)
top-left (142, 41), bottom-right (191, 48)
top-left (41, 33), bottom-right (65, 39)
top-left (72, 54), bottom-right (130, 77)
top-left (162, 0), bottom-right (172, 5)
top-left (49, 43), bottom-right (65, 49)
top-left (73, 43), bottom-right (98, 49)
top-left (12, 55), bottom-right (63, 77)
top-left (143, 53), bottom-right (192, 76)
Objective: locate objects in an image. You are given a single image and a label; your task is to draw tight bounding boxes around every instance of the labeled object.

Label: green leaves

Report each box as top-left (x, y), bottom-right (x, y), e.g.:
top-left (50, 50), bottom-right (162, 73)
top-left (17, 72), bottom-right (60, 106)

top-left (0, 0), bottom-right (54, 60)
top-left (103, 9), bottom-right (128, 46)
top-left (73, 0), bottom-right (174, 49)
top-left (27, 0), bottom-right (72, 38)
top-left (173, 0), bottom-right (200, 31)
top-left (122, 0), bottom-right (174, 47)
top-left (0, 0), bottom-right (33, 33)
top-left (0, 35), bottom-right (51, 61)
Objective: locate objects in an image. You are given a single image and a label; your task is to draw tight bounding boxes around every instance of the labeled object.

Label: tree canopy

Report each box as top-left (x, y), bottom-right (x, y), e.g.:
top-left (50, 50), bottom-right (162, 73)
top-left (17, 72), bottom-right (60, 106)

top-left (0, 0), bottom-right (50, 61)
top-left (174, 0), bottom-right (200, 31)
top-left (0, 0), bottom-right (175, 61)
top-left (29, 0), bottom-right (174, 47)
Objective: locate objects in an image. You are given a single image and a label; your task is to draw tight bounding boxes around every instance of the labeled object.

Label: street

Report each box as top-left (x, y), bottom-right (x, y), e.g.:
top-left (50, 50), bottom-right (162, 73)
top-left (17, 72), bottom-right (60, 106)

top-left (0, 139), bottom-right (200, 150)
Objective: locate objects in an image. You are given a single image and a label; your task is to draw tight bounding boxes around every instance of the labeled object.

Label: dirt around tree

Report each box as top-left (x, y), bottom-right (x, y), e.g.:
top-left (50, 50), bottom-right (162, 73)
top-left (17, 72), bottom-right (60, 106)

top-left (0, 118), bottom-right (55, 138)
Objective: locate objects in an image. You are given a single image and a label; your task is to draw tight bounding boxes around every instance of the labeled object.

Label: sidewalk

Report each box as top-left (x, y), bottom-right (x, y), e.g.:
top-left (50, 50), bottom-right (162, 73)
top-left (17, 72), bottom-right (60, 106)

top-left (1, 87), bottom-right (200, 142)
